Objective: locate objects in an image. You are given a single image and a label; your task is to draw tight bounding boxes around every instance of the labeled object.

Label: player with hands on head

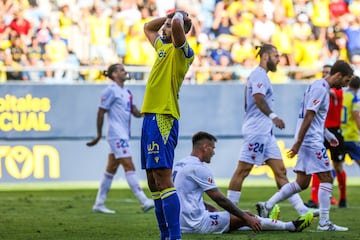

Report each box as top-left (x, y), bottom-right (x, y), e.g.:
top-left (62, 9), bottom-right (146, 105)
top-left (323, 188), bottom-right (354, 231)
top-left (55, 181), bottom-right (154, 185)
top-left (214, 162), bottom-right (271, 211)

top-left (258, 60), bottom-right (354, 232)
top-left (173, 131), bottom-right (313, 235)
top-left (87, 63), bottom-right (154, 214)
top-left (141, 9), bottom-right (195, 240)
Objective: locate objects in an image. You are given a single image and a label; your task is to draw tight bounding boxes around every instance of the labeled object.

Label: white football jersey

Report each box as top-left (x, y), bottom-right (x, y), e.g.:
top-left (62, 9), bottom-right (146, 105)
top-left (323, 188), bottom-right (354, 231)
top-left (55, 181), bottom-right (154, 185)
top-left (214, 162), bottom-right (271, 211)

top-left (173, 156), bottom-right (217, 230)
top-left (242, 67), bottom-right (275, 135)
top-left (100, 82), bottom-right (133, 140)
top-left (295, 79), bottom-right (330, 146)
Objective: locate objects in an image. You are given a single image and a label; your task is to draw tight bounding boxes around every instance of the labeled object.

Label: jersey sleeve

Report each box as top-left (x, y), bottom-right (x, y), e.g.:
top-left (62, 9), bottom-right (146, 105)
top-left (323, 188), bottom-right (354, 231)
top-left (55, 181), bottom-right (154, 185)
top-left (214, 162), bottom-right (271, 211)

top-left (178, 41), bottom-right (194, 58)
top-left (100, 86), bottom-right (115, 110)
top-left (306, 85), bottom-right (327, 112)
top-left (249, 71), bottom-right (267, 96)
top-left (192, 165), bottom-right (217, 192)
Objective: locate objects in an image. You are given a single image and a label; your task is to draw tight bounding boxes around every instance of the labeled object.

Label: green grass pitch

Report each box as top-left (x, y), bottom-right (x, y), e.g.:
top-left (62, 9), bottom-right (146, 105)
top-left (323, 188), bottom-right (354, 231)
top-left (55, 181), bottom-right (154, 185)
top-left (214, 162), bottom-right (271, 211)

top-left (0, 180), bottom-right (359, 240)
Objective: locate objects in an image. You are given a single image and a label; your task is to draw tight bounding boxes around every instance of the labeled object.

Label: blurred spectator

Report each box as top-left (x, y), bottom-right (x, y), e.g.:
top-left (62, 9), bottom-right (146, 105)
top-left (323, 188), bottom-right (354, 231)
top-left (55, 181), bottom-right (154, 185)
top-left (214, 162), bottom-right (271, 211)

top-left (231, 36), bottom-right (255, 65)
top-left (329, 0), bottom-right (348, 20)
top-left (25, 0), bottom-right (46, 31)
top-left (271, 18), bottom-right (295, 66)
top-left (9, 34), bottom-right (27, 64)
top-left (341, 13), bottom-right (360, 60)
top-left (87, 4), bottom-right (112, 64)
top-left (198, 0), bottom-right (217, 36)
top-left (36, 17), bottom-right (52, 51)
top-left (123, 23), bottom-right (146, 80)
top-left (1, 0), bottom-right (359, 84)
top-left (252, 10), bottom-right (276, 44)
top-left (229, 11), bottom-right (253, 38)
top-left (3, 49), bottom-right (23, 81)
top-left (44, 28), bottom-right (69, 82)
top-left (8, 10), bottom-right (33, 45)
top-left (27, 35), bottom-right (44, 62)
top-left (293, 12), bottom-right (313, 41)
top-left (294, 34), bottom-right (325, 79)
top-left (209, 36), bottom-right (233, 65)
top-left (211, 10), bottom-right (232, 38)
top-left (58, 4), bottom-right (75, 46)
top-left (293, 0), bottom-right (313, 17)
top-left (311, 0), bottom-right (331, 41)
top-left (210, 53), bottom-right (235, 82)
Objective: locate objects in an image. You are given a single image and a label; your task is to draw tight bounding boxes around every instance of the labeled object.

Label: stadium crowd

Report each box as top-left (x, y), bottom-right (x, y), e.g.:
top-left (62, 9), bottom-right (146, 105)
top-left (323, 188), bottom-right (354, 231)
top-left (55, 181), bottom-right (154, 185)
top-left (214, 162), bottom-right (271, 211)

top-left (0, 0), bottom-right (360, 83)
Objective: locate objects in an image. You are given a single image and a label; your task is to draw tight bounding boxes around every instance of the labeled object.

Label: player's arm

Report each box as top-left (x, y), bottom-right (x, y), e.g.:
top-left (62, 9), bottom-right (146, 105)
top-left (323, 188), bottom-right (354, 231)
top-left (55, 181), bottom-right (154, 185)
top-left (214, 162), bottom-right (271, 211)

top-left (288, 110), bottom-right (315, 157)
top-left (143, 16), bottom-right (166, 47)
top-left (205, 188), bottom-right (261, 232)
top-left (171, 11), bottom-right (188, 48)
top-left (253, 93), bottom-right (285, 129)
top-left (131, 105), bottom-right (143, 118)
top-left (86, 107), bottom-right (106, 146)
top-left (324, 128), bottom-right (339, 147)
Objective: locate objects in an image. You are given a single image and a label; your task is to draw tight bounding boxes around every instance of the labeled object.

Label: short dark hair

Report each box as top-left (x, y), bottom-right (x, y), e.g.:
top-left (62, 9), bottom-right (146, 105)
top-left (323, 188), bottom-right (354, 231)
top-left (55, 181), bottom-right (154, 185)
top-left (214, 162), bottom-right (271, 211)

top-left (330, 60), bottom-right (354, 77)
top-left (192, 131), bottom-right (217, 146)
top-left (255, 44), bottom-right (276, 58)
top-left (349, 76), bottom-right (360, 89)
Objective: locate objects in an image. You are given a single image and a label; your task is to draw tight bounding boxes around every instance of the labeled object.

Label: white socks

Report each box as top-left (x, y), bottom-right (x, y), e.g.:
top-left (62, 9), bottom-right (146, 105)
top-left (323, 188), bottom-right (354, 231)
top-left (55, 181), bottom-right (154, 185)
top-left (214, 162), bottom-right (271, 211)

top-left (258, 216), bottom-right (290, 231)
top-left (266, 182), bottom-right (302, 210)
top-left (94, 171), bottom-right (114, 206)
top-left (288, 193), bottom-right (309, 215)
top-left (227, 190), bottom-right (241, 205)
top-left (318, 182), bottom-right (332, 225)
top-left (125, 170), bottom-right (148, 205)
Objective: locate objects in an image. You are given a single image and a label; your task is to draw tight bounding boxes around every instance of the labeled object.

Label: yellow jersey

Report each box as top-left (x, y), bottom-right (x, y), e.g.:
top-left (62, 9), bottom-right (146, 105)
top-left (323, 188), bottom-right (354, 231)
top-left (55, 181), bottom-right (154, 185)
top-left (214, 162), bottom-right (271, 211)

top-left (141, 37), bottom-right (194, 119)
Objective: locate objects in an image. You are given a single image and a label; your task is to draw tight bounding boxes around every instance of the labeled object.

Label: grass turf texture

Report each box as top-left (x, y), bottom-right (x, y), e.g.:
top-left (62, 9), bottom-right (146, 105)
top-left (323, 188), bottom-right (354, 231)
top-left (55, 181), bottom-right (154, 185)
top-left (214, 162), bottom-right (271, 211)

top-left (0, 181), bottom-right (359, 240)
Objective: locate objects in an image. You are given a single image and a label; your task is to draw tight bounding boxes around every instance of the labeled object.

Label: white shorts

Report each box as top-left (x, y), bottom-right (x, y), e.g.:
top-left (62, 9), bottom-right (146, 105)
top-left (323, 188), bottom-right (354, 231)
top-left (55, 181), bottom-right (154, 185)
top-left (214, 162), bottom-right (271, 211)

top-left (239, 134), bottom-right (282, 166)
top-left (108, 138), bottom-right (132, 159)
top-left (294, 144), bottom-right (331, 175)
top-left (181, 211), bottom-right (230, 234)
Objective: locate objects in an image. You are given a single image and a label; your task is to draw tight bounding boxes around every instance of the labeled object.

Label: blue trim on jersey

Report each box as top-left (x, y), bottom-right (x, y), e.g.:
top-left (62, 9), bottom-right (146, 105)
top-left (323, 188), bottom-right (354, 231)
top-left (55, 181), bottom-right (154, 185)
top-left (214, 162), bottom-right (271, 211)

top-left (141, 114), bottom-right (179, 169)
top-left (180, 42), bottom-right (194, 58)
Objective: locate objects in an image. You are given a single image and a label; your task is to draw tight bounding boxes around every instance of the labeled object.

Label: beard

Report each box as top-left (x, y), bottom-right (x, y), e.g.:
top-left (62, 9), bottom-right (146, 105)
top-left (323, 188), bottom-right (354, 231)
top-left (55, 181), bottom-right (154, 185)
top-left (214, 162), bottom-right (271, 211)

top-left (162, 31), bottom-right (172, 43)
top-left (333, 81), bottom-right (343, 89)
top-left (267, 59), bottom-right (277, 72)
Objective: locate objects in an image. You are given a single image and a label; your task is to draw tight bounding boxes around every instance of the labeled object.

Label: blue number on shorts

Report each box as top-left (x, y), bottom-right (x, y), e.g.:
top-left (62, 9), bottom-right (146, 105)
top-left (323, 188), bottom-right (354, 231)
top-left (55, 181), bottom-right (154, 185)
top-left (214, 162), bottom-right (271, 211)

top-left (321, 148), bottom-right (328, 159)
top-left (210, 214), bottom-right (219, 226)
top-left (120, 139), bottom-right (129, 148)
top-left (254, 143), bottom-right (264, 153)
